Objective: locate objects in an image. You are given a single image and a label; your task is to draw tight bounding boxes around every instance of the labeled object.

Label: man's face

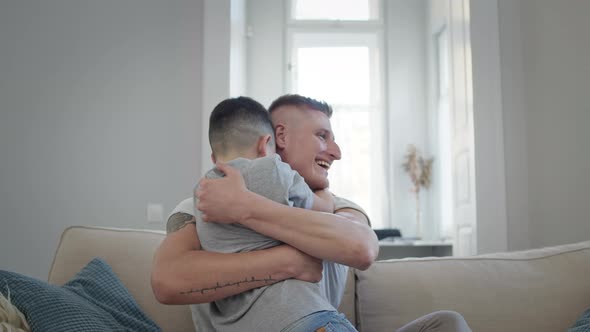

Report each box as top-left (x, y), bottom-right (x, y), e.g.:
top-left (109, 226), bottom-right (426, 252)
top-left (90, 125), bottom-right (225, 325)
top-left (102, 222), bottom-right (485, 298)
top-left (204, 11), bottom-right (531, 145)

top-left (272, 106), bottom-right (342, 190)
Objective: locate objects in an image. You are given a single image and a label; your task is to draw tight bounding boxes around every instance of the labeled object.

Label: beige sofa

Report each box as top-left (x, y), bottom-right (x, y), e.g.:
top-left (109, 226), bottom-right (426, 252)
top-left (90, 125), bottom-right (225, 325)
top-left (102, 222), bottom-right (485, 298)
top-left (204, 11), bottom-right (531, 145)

top-left (48, 226), bottom-right (590, 332)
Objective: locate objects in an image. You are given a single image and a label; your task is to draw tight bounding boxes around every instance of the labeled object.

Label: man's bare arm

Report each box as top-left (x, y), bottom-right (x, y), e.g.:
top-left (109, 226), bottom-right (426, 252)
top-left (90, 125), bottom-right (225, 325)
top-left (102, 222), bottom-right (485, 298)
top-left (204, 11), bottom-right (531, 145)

top-left (151, 212), bottom-right (323, 304)
top-left (196, 164), bottom-right (379, 270)
top-left (241, 195), bottom-right (378, 270)
top-left (311, 189), bottom-right (335, 213)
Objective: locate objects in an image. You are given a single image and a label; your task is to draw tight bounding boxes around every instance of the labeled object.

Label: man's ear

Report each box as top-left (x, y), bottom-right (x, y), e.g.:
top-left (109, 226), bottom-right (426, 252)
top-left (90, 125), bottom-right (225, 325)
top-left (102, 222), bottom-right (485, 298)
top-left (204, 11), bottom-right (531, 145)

top-left (256, 134), bottom-right (273, 157)
top-left (274, 124), bottom-right (287, 149)
top-left (210, 152), bottom-right (216, 164)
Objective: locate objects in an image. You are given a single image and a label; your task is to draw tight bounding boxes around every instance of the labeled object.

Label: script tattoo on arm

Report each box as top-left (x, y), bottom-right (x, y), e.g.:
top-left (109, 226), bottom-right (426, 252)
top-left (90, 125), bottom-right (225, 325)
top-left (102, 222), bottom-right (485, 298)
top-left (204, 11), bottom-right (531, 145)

top-left (180, 276), bottom-right (277, 295)
top-left (166, 212), bottom-right (196, 234)
top-left (167, 212), bottom-right (277, 296)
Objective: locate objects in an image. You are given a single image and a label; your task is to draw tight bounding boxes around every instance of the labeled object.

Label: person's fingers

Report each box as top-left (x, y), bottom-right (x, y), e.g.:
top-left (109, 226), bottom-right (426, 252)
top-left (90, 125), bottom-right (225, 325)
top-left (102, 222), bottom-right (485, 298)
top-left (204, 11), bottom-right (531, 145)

top-left (195, 182), bottom-right (205, 199)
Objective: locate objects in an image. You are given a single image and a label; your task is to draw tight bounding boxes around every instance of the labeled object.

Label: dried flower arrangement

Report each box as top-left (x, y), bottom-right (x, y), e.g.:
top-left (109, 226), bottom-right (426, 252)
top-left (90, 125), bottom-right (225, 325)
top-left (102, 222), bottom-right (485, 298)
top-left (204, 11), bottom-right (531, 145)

top-left (402, 144), bottom-right (434, 239)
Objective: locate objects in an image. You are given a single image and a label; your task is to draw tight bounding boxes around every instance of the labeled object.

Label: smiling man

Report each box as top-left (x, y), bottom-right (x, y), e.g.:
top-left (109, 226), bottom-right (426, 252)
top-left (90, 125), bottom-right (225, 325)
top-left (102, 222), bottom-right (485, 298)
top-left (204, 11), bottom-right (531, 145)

top-left (151, 94), bottom-right (470, 331)
top-left (152, 94), bottom-right (377, 331)
top-left (269, 95), bottom-right (339, 190)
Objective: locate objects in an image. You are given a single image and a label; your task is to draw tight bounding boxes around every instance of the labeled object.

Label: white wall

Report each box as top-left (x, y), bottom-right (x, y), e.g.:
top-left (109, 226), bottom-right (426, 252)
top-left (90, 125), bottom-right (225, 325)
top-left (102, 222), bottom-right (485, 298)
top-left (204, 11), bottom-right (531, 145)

top-left (230, 0), bottom-right (248, 97)
top-left (246, 0), bottom-right (285, 107)
top-left (497, 0), bottom-right (590, 249)
top-left (520, 0), bottom-right (590, 248)
top-left (384, 0), bottom-right (430, 237)
top-left (497, 0), bottom-right (531, 250)
top-left (200, 0), bottom-right (232, 173)
top-left (471, 0), bottom-right (509, 253)
top-left (0, 0), bottom-right (204, 278)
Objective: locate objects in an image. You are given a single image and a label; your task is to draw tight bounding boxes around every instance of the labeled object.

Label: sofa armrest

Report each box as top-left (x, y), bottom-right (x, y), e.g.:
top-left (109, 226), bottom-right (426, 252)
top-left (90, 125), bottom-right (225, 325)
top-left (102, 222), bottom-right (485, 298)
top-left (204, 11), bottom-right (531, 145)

top-left (338, 267), bottom-right (356, 326)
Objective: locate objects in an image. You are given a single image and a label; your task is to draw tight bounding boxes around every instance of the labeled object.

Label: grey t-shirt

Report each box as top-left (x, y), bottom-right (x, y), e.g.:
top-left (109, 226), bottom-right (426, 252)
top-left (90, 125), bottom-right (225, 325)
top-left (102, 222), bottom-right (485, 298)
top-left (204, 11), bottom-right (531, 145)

top-left (193, 155), bottom-right (335, 332)
top-left (197, 155), bottom-right (313, 253)
top-left (167, 158), bottom-right (370, 331)
top-left (319, 195), bottom-right (370, 308)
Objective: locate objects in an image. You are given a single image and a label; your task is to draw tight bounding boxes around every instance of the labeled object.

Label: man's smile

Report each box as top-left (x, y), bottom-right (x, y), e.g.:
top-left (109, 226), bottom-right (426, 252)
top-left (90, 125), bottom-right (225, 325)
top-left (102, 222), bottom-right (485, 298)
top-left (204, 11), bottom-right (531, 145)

top-left (316, 159), bottom-right (331, 170)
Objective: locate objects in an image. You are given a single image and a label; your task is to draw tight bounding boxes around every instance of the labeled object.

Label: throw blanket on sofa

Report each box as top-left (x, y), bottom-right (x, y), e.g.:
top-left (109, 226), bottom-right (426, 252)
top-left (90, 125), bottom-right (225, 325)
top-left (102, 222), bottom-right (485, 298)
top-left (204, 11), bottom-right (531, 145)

top-left (0, 293), bottom-right (30, 332)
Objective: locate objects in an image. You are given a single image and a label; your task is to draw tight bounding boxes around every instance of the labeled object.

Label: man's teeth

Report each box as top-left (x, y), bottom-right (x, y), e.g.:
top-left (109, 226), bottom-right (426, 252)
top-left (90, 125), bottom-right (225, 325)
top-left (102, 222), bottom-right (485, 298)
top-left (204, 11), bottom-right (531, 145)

top-left (316, 160), bottom-right (330, 169)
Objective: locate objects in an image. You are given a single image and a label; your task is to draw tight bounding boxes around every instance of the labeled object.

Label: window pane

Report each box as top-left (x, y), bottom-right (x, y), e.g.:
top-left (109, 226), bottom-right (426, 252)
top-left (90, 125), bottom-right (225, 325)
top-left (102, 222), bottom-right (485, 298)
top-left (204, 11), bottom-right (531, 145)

top-left (288, 32), bottom-right (385, 229)
top-left (328, 106), bottom-right (385, 229)
top-left (292, 45), bottom-right (385, 228)
top-left (437, 28), bottom-right (449, 99)
top-left (292, 0), bottom-right (378, 21)
top-left (296, 47), bottom-right (370, 105)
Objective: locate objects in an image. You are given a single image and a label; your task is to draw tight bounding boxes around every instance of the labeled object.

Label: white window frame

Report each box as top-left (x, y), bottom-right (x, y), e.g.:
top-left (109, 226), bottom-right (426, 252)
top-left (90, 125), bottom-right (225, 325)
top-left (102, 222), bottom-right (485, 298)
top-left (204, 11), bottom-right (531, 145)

top-left (288, 0), bottom-right (383, 23)
top-left (284, 0), bottom-right (389, 229)
top-left (435, 25), bottom-right (454, 240)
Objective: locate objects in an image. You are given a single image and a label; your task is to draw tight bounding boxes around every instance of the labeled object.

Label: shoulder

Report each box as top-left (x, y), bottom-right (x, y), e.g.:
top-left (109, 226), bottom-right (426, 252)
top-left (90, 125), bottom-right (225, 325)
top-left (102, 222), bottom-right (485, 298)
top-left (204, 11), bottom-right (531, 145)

top-left (166, 212), bottom-right (196, 234)
top-left (166, 198), bottom-right (196, 234)
top-left (206, 159), bottom-right (250, 179)
top-left (250, 155), bottom-right (294, 177)
top-left (333, 195), bottom-right (371, 227)
top-left (250, 155), bottom-right (284, 168)
top-left (333, 195), bottom-right (365, 213)
top-left (169, 197), bottom-right (194, 217)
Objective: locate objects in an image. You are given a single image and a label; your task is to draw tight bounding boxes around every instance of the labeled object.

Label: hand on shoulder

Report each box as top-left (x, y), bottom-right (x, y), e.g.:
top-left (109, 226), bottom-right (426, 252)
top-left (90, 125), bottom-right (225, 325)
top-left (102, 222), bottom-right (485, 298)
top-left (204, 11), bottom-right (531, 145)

top-left (196, 162), bottom-right (252, 224)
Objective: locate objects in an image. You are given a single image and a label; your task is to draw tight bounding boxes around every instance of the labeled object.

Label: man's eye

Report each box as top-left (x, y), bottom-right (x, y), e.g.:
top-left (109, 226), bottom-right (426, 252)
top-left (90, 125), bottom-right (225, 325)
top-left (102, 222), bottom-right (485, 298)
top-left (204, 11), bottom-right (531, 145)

top-left (317, 133), bottom-right (327, 140)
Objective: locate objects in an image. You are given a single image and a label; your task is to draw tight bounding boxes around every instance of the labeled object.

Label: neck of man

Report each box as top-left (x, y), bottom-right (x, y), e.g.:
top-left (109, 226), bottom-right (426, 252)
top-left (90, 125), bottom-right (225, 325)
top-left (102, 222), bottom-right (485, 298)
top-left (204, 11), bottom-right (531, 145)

top-left (214, 149), bottom-right (259, 164)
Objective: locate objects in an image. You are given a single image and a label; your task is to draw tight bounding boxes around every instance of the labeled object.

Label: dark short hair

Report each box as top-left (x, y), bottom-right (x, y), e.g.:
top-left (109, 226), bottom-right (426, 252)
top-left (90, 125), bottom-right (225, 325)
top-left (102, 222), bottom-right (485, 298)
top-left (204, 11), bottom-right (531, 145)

top-left (268, 94), bottom-right (333, 118)
top-left (208, 96), bottom-right (275, 156)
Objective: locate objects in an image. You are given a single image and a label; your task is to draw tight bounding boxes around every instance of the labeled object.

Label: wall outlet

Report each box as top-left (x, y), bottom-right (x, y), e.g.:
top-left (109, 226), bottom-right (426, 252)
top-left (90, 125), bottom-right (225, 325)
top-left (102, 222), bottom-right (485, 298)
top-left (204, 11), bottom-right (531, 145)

top-left (147, 203), bottom-right (164, 223)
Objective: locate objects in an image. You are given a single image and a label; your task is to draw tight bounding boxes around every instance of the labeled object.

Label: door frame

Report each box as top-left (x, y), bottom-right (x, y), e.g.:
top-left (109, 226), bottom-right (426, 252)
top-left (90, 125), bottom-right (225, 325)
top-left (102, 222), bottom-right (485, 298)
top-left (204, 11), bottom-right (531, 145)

top-left (470, 0), bottom-right (508, 254)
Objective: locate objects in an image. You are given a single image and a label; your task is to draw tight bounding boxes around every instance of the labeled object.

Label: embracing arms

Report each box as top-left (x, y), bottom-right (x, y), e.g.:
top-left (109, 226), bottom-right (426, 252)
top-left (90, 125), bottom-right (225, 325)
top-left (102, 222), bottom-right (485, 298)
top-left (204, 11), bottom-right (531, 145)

top-left (311, 189), bottom-right (336, 213)
top-left (152, 162), bottom-right (379, 305)
top-left (151, 213), bottom-right (323, 305)
top-left (197, 163), bottom-right (379, 271)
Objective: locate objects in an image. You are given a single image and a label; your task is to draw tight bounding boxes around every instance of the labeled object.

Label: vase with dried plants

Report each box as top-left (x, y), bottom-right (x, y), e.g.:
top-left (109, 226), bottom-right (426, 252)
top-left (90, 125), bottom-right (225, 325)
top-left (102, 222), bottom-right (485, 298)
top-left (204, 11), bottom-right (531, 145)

top-left (402, 144), bottom-right (434, 239)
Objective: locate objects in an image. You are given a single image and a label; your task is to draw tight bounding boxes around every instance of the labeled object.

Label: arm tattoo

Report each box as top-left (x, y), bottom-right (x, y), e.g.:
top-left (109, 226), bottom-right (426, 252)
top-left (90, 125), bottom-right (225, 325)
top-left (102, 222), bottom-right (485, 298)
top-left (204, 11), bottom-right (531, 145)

top-left (166, 212), bottom-right (196, 234)
top-left (180, 275), bottom-right (277, 295)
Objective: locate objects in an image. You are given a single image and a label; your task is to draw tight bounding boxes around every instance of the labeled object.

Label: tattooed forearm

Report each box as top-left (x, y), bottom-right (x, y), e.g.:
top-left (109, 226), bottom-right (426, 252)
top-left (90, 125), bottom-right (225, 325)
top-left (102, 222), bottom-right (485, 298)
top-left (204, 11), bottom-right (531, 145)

top-left (166, 212), bottom-right (196, 234)
top-left (180, 276), bottom-right (277, 295)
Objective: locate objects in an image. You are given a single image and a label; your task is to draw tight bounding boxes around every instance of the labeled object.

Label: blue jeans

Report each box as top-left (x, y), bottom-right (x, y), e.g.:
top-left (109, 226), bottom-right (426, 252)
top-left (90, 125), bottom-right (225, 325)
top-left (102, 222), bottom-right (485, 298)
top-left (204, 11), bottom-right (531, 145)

top-left (396, 310), bottom-right (472, 332)
top-left (281, 310), bottom-right (358, 332)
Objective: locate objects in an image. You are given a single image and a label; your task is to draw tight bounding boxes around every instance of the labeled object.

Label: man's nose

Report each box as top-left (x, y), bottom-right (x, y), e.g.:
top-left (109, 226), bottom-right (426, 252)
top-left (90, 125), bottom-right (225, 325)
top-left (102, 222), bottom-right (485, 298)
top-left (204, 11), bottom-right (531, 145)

top-left (328, 141), bottom-right (342, 160)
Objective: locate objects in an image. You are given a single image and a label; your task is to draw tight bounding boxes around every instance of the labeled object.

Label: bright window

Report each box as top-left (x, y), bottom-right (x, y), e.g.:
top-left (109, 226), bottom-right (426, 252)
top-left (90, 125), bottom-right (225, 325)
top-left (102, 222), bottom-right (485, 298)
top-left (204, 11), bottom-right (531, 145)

top-left (296, 47), bottom-right (370, 104)
top-left (287, 4), bottom-right (386, 228)
top-left (291, 0), bottom-right (380, 21)
top-left (436, 27), bottom-right (453, 240)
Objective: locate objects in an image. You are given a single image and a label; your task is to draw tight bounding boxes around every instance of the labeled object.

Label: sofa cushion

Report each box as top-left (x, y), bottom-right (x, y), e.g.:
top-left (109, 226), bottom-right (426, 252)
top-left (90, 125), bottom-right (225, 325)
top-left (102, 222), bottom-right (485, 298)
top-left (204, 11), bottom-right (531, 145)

top-left (356, 240), bottom-right (590, 332)
top-left (0, 258), bottom-right (160, 331)
top-left (48, 226), bottom-right (193, 332)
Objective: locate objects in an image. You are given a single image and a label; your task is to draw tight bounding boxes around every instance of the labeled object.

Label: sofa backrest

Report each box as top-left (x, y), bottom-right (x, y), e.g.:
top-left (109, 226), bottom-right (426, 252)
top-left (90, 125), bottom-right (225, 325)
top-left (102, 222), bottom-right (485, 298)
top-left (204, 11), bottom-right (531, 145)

top-left (48, 226), bottom-right (194, 332)
top-left (47, 226), bottom-right (357, 332)
top-left (356, 240), bottom-right (590, 332)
